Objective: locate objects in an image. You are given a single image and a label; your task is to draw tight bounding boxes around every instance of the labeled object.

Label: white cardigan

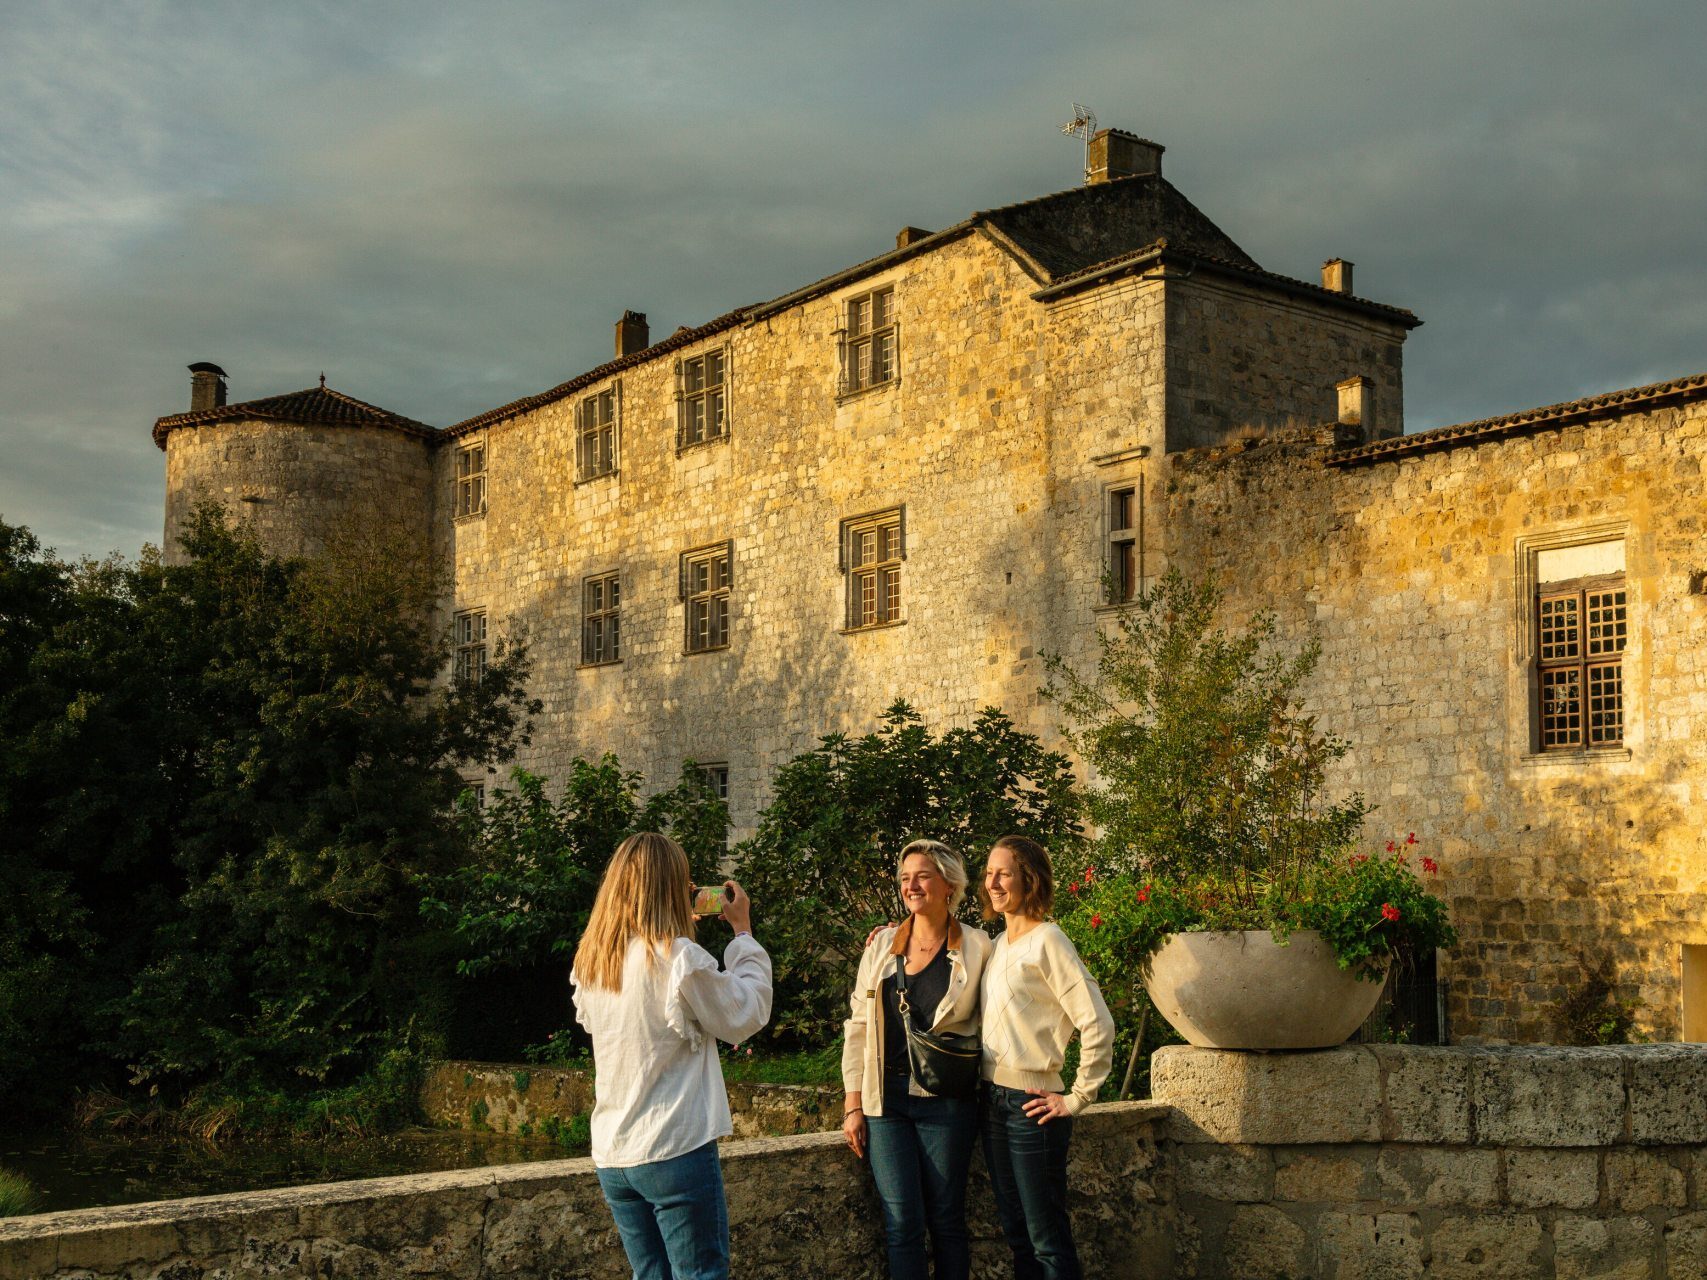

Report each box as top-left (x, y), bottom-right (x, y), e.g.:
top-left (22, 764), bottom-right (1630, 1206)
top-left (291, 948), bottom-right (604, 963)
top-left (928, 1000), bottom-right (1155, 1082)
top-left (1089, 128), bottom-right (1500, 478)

top-left (841, 916), bottom-right (992, 1115)
top-left (572, 933), bottom-right (772, 1168)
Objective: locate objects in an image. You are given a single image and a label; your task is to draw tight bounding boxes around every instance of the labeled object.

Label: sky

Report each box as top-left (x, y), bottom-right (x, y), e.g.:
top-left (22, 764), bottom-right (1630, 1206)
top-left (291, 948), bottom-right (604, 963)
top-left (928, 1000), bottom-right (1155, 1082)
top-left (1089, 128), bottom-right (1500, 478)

top-left (3, 0), bottom-right (1704, 562)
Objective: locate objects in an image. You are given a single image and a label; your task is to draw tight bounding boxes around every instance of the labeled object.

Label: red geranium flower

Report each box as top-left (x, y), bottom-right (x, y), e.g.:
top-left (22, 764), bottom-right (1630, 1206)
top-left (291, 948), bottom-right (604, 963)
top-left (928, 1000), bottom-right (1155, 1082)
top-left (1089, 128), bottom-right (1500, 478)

top-left (1137, 886), bottom-right (1151, 904)
top-left (1406, 832), bottom-right (1418, 845)
top-left (1090, 913), bottom-right (1103, 929)
top-left (1381, 903), bottom-right (1401, 923)
top-left (1385, 840), bottom-right (1396, 853)
top-left (1350, 854), bottom-right (1369, 866)
top-left (1083, 867), bottom-right (1095, 884)
top-left (1069, 882), bottom-right (1080, 894)
top-left (1421, 857), bottom-right (1438, 875)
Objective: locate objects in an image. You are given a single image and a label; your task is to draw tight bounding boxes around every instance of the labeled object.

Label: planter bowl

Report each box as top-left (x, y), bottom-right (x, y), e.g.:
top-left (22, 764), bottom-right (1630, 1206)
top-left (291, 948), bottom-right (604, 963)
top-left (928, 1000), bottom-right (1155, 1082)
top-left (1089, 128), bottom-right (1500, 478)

top-left (1142, 929), bottom-right (1385, 1050)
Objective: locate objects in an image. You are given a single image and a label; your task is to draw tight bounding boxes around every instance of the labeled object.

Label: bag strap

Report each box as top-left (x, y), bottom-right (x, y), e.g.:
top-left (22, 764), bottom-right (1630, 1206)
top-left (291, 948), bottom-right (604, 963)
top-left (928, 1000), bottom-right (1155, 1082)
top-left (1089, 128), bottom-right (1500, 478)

top-left (892, 954), bottom-right (912, 1017)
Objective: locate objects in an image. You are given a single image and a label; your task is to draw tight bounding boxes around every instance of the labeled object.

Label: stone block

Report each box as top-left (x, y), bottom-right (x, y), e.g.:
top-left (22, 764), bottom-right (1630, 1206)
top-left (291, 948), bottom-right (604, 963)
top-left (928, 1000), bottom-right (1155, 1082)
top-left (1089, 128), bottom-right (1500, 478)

top-left (1505, 1149), bottom-right (1601, 1209)
top-left (1314, 1212), bottom-right (1424, 1280)
top-left (1617, 1044), bottom-right (1707, 1145)
top-left (1220, 1204), bottom-right (1309, 1280)
top-left (1604, 1150), bottom-right (1687, 1212)
top-left (1152, 1046), bottom-right (1381, 1144)
top-left (1430, 1213), bottom-right (1545, 1280)
top-left (1552, 1215), bottom-right (1657, 1280)
top-left (1664, 1212), bottom-right (1707, 1277)
top-left (1374, 1147), bottom-right (1499, 1207)
top-left (1370, 1044), bottom-right (1473, 1143)
top-left (1470, 1047), bottom-right (1625, 1147)
top-left (1275, 1153), bottom-right (1367, 1203)
top-left (1177, 1144), bottom-right (1274, 1203)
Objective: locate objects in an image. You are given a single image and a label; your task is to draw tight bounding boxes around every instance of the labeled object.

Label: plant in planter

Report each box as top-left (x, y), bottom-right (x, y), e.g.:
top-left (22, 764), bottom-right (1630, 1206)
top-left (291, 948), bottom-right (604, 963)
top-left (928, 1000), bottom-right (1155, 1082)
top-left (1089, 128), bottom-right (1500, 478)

top-left (1045, 570), bottom-right (1456, 1050)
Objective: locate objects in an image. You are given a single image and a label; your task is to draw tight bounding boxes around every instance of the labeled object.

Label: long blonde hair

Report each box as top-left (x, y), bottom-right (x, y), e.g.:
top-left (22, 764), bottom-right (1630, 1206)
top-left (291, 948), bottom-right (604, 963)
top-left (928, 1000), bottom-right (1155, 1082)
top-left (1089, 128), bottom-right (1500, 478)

top-left (573, 832), bottom-right (696, 993)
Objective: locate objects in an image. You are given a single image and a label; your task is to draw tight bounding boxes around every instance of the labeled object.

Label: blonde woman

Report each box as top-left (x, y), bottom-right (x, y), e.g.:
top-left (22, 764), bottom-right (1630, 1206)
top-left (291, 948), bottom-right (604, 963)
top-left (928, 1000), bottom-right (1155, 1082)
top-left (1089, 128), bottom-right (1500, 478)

top-left (843, 839), bottom-right (992, 1280)
top-left (571, 833), bottom-right (772, 1280)
top-left (979, 835), bottom-right (1115, 1280)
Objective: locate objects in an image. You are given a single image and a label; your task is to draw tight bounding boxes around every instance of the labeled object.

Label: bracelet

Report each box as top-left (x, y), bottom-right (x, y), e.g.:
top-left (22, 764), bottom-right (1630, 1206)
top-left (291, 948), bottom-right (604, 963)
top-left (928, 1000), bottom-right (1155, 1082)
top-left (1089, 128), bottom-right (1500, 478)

top-left (844, 1105), bottom-right (863, 1116)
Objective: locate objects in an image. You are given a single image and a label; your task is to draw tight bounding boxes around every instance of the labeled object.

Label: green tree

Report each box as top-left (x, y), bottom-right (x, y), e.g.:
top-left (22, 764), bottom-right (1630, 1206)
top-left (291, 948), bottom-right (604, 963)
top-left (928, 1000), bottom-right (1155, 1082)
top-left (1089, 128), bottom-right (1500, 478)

top-left (732, 701), bottom-right (1083, 1044)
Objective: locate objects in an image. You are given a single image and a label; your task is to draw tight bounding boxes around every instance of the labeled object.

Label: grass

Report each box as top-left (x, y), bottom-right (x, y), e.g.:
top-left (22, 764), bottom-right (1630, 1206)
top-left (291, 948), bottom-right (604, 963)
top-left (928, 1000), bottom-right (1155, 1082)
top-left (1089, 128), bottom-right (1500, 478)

top-left (0, 1168), bottom-right (39, 1218)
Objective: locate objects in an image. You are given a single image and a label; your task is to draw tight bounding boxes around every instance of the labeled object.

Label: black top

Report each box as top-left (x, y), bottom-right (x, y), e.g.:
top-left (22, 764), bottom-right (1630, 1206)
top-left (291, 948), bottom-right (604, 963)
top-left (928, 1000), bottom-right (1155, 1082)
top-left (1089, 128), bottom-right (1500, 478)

top-left (881, 941), bottom-right (951, 1078)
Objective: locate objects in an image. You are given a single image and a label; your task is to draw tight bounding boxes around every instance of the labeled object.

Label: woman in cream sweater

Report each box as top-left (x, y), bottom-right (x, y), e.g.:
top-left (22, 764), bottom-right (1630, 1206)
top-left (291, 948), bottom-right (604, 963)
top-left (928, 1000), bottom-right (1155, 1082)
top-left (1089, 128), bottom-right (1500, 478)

top-left (842, 839), bottom-right (992, 1280)
top-left (978, 835), bottom-right (1115, 1280)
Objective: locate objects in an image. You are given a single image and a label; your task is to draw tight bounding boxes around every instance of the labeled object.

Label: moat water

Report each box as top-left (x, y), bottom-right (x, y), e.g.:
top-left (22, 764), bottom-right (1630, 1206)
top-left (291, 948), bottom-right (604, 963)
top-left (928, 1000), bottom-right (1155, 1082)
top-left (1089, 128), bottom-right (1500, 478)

top-left (2, 1126), bottom-right (575, 1215)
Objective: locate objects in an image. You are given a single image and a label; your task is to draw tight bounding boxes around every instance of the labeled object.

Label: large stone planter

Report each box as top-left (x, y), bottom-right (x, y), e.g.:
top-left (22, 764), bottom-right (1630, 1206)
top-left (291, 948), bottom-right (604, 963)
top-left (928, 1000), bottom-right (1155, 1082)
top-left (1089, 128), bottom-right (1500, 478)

top-left (1143, 929), bottom-right (1385, 1049)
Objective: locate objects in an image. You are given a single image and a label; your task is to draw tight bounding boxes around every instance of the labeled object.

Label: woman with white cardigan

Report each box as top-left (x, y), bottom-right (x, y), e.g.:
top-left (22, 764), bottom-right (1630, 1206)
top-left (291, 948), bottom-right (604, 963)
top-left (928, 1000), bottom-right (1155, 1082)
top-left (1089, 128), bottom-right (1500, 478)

top-left (571, 832), bottom-right (772, 1280)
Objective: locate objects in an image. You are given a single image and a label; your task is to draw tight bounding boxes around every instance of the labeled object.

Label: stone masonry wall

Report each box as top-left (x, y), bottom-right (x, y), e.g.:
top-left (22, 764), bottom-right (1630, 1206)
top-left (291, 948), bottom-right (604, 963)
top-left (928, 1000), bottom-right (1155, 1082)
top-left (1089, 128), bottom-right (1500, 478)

top-left (1149, 400), bottom-right (1707, 1042)
top-left (0, 1103), bottom-right (1176, 1280)
top-left (1153, 1044), bottom-right (1707, 1279)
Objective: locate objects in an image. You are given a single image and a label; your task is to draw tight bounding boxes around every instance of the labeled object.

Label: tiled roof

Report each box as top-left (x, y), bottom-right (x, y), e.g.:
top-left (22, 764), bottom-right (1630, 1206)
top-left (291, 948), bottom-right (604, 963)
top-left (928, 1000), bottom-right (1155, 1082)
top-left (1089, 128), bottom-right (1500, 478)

top-left (1329, 372), bottom-right (1707, 467)
top-left (153, 385), bottom-right (435, 450)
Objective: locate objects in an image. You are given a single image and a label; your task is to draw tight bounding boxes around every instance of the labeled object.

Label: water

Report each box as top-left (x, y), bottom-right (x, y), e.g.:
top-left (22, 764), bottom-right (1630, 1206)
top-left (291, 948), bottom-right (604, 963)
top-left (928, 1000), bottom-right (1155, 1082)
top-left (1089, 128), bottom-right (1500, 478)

top-left (1, 1126), bottom-right (578, 1215)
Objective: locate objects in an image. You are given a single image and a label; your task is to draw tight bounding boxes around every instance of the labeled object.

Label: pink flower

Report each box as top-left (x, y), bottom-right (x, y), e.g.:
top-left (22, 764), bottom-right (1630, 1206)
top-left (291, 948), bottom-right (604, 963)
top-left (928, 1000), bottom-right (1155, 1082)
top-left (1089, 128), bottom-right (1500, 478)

top-left (1381, 903), bottom-right (1401, 923)
top-left (1421, 857), bottom-right (1439, 875)
top-left (1090, 913), bottom-right (1103, 929)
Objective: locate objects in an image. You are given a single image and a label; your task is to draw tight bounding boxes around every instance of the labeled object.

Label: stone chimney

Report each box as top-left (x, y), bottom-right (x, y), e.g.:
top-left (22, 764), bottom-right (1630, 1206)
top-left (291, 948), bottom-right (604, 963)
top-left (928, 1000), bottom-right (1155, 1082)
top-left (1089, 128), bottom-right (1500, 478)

top-left (896, 226), bottom-right (932, 249)
top-left (1086, 130), bottom-right (1164, 185)
top-left (1322, 259), bottom-right (1354, 294)
top-left (615, 311), bottom-right (649, 358)
top-left (188, 362), bottom-right (227, 411)
top-left (1335, 376), bottom-right (1375, 445)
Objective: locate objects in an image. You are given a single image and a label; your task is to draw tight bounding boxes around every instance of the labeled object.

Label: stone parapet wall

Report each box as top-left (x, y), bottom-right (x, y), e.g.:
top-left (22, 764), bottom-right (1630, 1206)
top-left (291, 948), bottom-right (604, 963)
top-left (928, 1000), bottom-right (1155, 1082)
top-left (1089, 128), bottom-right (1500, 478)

top-left (0, 1103), bottom-right (1174, 1280)
top-left (1153, 1043), bottom-right (1707, 1278)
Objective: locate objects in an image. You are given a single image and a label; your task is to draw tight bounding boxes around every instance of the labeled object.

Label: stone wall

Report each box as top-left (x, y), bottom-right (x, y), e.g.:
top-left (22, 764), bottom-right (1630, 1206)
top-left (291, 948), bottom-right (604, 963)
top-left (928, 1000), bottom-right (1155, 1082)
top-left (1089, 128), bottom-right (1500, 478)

top-left (1153, 1043), bottom-right (1707, 1279)
top-left (1149, 396), bottom-right (1707, 1042)
top-left (0, 1103), bottom-right (1175, 1280)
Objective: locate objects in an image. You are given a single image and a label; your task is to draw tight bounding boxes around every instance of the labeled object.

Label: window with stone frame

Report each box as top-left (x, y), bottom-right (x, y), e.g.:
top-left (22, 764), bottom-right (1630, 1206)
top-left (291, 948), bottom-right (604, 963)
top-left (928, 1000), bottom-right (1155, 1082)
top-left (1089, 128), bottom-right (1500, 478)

top-left (582, 572), bottom-right (621, 665)
top-left (681, 542), bottom-right (732, 653)
top-left (841, 507), bottom-right (904, 629)
top-left (577, 387), bottom-right (618, 480)
top-left (454, 609), bottom-right (487, 684)
top-left (677, 349), bottom-right (729, 449)
top-left (454, 441), bottom-right (487, 518)
top-left (838, 286), bottom-right (897, 395)
top-left (1537, 573), bottom-right (1627, 751)
top-left (698, 762), bottom-right (729, 802)
top-left (1107, 484), bottom-right (1140, 603)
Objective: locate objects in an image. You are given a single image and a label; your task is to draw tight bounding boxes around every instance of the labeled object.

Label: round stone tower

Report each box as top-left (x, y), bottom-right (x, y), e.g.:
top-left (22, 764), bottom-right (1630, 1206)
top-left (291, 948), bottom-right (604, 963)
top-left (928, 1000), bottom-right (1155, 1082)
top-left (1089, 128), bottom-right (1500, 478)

top-left (155, 365), bottom-right (436, 563)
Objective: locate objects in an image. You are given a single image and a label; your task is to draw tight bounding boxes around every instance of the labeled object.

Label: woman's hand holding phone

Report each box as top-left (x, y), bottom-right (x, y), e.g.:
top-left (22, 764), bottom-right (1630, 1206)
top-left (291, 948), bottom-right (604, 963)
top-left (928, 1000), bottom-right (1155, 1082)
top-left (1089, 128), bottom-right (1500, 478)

top-left (720, 880), bottom-right (752, 935)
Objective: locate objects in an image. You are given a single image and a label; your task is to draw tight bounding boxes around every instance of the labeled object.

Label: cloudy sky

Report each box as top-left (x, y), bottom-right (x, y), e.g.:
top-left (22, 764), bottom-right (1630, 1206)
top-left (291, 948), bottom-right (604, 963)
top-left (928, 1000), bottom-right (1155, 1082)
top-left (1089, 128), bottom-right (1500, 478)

top-left (4, 0), bottom-right (1704, 561)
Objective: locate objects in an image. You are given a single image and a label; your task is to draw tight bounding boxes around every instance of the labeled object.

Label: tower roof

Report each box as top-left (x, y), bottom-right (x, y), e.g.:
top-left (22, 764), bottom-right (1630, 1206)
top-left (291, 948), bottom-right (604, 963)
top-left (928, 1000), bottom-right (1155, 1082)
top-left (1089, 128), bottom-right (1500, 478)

top-left (154, 384), bottom-right (435, 450)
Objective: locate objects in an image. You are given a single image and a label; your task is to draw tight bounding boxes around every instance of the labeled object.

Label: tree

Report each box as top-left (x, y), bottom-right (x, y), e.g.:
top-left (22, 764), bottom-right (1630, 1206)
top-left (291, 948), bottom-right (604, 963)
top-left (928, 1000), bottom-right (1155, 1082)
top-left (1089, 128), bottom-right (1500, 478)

top-left (732, 702), bottom-right (1083, 1043)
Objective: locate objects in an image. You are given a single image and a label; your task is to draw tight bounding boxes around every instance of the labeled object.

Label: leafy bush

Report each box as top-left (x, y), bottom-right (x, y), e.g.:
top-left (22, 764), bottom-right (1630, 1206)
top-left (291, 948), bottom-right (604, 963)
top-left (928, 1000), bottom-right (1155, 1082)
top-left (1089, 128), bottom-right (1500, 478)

top-left (1558, 956), bottom-right (1647, 1045)
top-left (732, 701), bottom-right (1082, 1044)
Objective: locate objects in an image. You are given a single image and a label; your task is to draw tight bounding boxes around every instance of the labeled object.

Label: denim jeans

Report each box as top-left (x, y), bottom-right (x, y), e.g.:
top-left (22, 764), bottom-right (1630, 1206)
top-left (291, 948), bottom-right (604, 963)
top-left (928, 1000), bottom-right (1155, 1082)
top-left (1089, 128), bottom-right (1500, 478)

top-left (865, 1072), bottom-right (980, 1280)
top-left (981, 1083), bottom-right (1081, 1280)
top-left (595, 1140), bottom-right (729, 1280)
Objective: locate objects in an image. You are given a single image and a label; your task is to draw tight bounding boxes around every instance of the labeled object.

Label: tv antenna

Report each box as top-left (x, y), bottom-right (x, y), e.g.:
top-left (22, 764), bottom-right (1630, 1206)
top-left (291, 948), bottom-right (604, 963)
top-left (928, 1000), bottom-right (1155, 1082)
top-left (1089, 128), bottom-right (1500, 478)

top-left (1060, 103), bottom-right (1098, 184)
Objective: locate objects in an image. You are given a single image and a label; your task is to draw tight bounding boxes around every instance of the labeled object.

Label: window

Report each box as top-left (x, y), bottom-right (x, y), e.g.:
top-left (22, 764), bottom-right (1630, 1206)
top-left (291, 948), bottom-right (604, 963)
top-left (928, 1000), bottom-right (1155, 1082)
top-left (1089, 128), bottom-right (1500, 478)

top-left (1537, 575), bottom-right (1627, 749)
top-left (454, 609), bottom-right (487, 684)
top-left (841, 508), bottom-right (904, 629)
top-left (838, 286), bottom-right (897, 395)
top-left (582, 572), bottom-right (621, 665)
top-left (681, 543), bottom-right (732, 653)
top-left (455, 442), bottom-right (486, 518)
top-left (577, 387), bottom-right (617, 480)
top-left (678, 350), bottom-right (728, 448)
top-left (698, 762), bottom-right (729, 802)
top-left (1108, 484), bottom-right (1139, 603)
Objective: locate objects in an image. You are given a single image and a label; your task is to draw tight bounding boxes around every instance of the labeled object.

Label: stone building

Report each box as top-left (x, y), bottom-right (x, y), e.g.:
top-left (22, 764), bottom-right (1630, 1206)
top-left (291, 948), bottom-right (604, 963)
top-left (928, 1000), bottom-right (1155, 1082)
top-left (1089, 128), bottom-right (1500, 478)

top-left (154, 129), bottom-right (1707, 1045)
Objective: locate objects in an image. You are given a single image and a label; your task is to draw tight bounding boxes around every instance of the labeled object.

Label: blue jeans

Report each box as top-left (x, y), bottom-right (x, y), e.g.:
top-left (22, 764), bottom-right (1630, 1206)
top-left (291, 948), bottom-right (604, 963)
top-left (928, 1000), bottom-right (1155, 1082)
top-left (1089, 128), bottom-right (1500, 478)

top-left (981, 1083), bottom-right (1081, 1280)
top-left (865, 1072), bottom-right (979, 1280)
top-left (595, 1141), bottom-right (729, 1280)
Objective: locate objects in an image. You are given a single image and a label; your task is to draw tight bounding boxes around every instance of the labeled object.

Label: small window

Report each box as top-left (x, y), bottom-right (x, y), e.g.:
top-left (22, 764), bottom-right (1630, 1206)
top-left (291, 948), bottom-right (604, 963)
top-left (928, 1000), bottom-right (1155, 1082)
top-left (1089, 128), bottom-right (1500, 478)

top-left (1537, 576), bottom-right (1626, 750)
top-left (1108, 485), bottom-right (1139, 603)
top-left (454, 609), bottom-right (488, 684)
top-left (841, 508), bottom-right (904, 629)
top-left (678, 350), bottom-right (729, 449)
top-left (681, 543), bottom-right (732, 653)
top-left (455, 442), bottom-right (486, 518)
top-left (839, 286), bottom-right (897, 395)
top-left (577, 388), bottom-right (617, 481)
top-left (464, 781), bottom-right (486, 808)
top-left (698, 762), bottom-right (730, 802)
top-left (582, 572), bottom-right (621, 665)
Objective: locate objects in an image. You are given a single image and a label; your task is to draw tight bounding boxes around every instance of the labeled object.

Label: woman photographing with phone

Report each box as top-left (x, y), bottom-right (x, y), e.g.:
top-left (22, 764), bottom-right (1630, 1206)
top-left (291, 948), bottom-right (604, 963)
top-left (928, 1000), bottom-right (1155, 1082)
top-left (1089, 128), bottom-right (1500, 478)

top-left (842, 839), bottom-right (991, 1280)
top-left (979, 835), bottom-right (1115, 1280)
top-left (571, 833), bottom-right (771, 1280)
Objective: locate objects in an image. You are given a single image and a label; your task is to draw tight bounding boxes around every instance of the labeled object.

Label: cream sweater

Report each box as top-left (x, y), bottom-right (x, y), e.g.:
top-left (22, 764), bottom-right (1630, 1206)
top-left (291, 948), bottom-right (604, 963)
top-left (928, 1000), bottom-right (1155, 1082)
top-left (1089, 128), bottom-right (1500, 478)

top-left (979, 921), bottom-right (1115, 1115)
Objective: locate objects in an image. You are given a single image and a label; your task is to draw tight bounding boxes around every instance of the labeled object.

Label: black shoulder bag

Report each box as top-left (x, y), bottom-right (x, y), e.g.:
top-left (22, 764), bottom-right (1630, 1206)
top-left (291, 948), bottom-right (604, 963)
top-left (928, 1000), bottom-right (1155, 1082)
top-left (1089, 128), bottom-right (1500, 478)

top-left (893, 954), bottom-right (982, 1099)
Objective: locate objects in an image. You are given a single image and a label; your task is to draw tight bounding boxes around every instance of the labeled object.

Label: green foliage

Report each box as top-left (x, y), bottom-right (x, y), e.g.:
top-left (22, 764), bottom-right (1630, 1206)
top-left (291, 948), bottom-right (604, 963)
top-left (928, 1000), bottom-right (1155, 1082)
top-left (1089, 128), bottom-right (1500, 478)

top-left (0, 1167), bottom-right (39, 1218)
top-left (538, 1113), bottom-right (591, 1152)
top-left (716, 1043), bottom-right (843, 1084)
top-left (1558, 956), bottom-right (1648, 1045)
top-left (732, 701), bottom-right (1083, 1044)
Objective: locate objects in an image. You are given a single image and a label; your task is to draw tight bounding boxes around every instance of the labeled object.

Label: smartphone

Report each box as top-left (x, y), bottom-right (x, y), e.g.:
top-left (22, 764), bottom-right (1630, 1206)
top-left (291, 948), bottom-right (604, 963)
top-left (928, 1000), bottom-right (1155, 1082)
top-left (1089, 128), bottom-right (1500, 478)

top-left (693, 884), bottom-right (732, 916)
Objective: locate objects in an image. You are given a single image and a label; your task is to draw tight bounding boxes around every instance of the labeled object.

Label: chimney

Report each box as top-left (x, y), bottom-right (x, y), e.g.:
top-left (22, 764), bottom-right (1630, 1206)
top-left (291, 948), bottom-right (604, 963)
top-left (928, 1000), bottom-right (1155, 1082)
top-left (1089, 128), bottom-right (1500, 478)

top-left (1336, 376), bottom-right (1375, 444)
top-left (615, 311), bottom-right (649, 358)
top-left (1322, 259), bottom-right (1354, 294)
top-left (188, 362), bottom-right (227, 412)
top-left (1085, 129), bottom-right (1164, 185)
top-left (896, 226), bottom-right (932, 249)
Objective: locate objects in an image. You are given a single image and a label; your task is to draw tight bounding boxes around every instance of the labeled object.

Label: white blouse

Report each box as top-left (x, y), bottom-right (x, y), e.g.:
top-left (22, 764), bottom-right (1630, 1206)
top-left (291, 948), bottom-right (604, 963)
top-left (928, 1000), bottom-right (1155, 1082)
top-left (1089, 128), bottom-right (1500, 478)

top-left (571, 933), bottom-right (772, 1168)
